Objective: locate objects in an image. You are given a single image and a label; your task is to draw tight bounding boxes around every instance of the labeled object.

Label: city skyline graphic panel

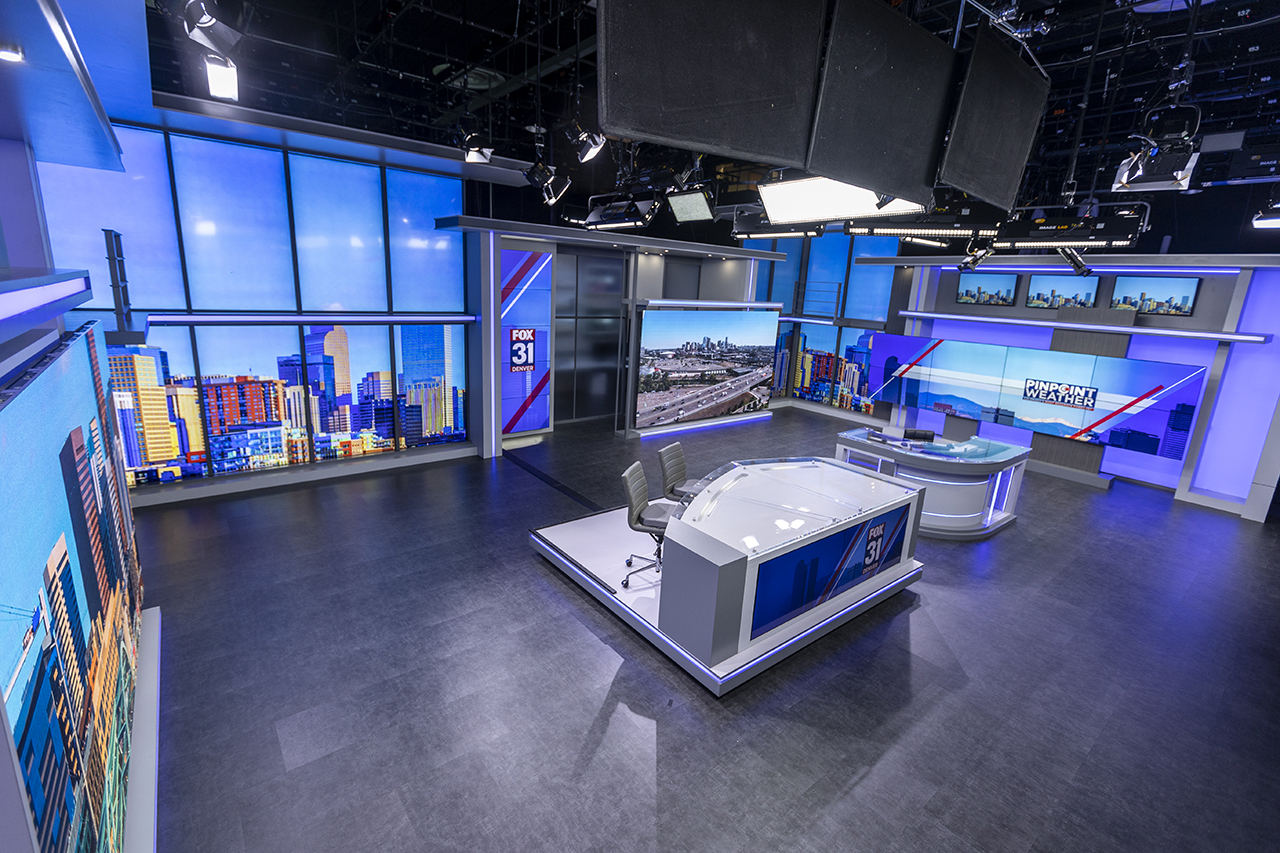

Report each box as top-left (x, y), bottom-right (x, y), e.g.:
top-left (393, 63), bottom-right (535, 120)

top-left (0, 322), bottom-right (143, 853)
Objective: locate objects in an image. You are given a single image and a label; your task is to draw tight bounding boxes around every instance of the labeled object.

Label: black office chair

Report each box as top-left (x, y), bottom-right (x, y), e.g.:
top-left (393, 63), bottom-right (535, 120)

top-left (620, 461), bottom-right (672, 589)
top-left (658, 442), bottom-right (699, 501)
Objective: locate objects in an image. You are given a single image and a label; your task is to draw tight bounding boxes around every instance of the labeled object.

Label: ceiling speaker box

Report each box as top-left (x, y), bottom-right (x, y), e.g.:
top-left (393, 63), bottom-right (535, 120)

top-left (939, 22), bottom-right (1050, 210)
top-left (597, 0), bottom-right (827, 168)
top-left (805, 0), bottom-right (958, 205)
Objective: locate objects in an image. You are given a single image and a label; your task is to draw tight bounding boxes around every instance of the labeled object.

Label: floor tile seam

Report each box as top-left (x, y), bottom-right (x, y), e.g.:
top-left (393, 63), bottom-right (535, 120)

top-left (501, 450), bottom-right (607, 512)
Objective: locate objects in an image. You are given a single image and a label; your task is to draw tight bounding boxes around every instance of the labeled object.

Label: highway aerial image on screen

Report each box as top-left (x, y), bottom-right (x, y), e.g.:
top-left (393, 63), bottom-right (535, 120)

top-left (635, 337), bottom-right (775, 428)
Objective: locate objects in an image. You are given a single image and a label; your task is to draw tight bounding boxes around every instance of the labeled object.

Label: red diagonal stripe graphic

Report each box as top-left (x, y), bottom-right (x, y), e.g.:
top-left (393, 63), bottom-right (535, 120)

top-left (503, 371), bottom-right (551, 434)
top-left (501, 252), bottom-right (541, 303)
top-left (898, 339), bottom-right (944, 377)
top-left (1068, 384), bottom-right (1164, 440)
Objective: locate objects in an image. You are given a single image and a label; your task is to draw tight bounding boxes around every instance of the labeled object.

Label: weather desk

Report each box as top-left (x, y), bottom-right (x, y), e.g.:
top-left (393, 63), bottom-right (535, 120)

top-left (835, 428), bottom-right (1031, 541)
top-left (531, 457), bottom-right (924, 695)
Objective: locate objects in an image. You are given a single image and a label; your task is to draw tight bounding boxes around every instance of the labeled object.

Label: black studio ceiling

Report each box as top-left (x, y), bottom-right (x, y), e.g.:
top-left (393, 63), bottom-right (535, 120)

top-left (144, 0), bottom-right (1280, 239)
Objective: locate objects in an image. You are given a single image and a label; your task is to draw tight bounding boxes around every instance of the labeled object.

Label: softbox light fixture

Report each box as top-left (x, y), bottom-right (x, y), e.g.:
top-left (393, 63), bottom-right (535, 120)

top-left (667, 188), bottom-right (716, 223)
top-left (759, 176), bottom-right (926, 225)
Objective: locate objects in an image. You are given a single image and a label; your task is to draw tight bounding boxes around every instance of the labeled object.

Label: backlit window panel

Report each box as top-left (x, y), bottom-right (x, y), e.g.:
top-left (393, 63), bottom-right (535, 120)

top-left (171, 136), bottom-right (297, 310)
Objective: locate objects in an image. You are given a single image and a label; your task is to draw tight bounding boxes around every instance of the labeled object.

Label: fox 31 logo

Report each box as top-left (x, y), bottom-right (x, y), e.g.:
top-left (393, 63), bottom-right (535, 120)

top-left (510, 328), bottom-right (535, 372)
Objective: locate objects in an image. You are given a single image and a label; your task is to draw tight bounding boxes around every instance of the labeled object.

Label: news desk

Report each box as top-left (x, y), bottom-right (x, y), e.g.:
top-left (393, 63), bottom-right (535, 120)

top-left (835, 428), bottom-right (1030, 540)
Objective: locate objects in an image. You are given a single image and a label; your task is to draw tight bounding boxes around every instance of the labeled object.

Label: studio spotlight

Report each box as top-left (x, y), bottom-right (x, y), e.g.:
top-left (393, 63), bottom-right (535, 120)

top-left (204, 54), bottom-right (238, 101)
top-left (1057, 246), bottom-right (1093, 276)
top-left (524, 159), bottom-right (571, 206)
top-left (460, 132), bottom-right (492, 164)
top-left (584, 194), bottom-right (661, 230)
top-left (180, 0), bottom-right (243, 57)
top-left (1252, 189), bottom-right (1280, 229)
top-left (565, 120), bottom-right (607, 163)
top-left (730, 211), bottom-right (823, 240)
top-left (957, 242), bottom-right (995, 272)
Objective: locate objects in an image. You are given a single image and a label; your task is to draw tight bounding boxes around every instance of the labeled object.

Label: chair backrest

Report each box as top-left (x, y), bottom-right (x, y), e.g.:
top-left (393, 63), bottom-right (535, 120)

top-left (658, 442), bottom-right (687, 496)
top-left (622, 462), bottom-right (649, 528)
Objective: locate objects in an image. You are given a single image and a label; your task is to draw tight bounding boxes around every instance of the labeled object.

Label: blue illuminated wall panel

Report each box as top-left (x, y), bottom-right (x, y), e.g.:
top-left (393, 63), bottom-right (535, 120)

top-left (171, 136), bottom-right (297, 310)
top-left (843, 236), bottom-right (899, 323)
top-left (387, 169), bottom-right (464, 312)
top-left (500, 249), bottom-right (553, 434)
top-left (803, 233), bottom-right (848, 317)
top-left (771, 238), bottom-right (802, 313)
top-left (927, 318), bottom-right (1054, 350)
top-left (1191, 269), bottom-right (1280, 501)
top-left (290, 154), bottom-right (387, 311)
top-left (38, 126), bottom-right (186, 309)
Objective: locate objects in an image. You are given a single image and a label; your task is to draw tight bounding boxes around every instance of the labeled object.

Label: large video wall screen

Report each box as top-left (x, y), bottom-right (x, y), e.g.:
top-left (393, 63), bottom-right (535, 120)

top-left (634, 309), bottom-right (780, 429)
top-left (1, 324), bottom-right (142, 853)
top-left (865, 334), bottom-right (1207, 459)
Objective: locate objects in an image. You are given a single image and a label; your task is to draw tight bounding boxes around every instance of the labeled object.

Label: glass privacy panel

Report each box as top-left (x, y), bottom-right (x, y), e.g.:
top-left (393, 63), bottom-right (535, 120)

top-left (290, 154), bottom-right (387, 311)
top-left (574, 318), bottom-right (620, 418)
top-left (106, 325), bottom-right (207, 485)
top-left (386, 169), bottom-right (464, 312)
top-left (771, 238), bottom-right (802, 313)
top-left (576, 255), bottom-right (625, 317)
top-left (194, 325), bottom-right (303, 474)
top-left (554, 319), bottom-right (576, 420)
top-left (843, 236), bottom-right (899, 322)
top-left (39, 126), bottom-right (186, 309)
top-left (299, 324), bottom-right (396, 459)
top-left (395, 325), bottom-right (468, 447)
top-left (171, 136), bottom-right (297, 310)
top-left (555, 253), bottom-right (577, 317)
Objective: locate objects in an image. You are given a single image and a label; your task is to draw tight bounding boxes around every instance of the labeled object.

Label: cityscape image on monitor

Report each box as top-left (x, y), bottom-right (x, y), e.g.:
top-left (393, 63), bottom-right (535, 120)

top-left (1026, 274), bottom-right (1099, 309)
top-left (634, 310), bottom-right (779, 428)
top-left (956, 273), bottom-right (1017, 307)
top-left (1110, 275), bottom-right (1199, 315)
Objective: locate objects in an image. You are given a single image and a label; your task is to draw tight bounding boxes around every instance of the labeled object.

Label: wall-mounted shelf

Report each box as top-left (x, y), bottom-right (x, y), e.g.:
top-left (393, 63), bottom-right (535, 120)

top-left (146, 313), bottom-right (479, 326)
top-left (0, 268), bottom-right (92, 343)
top-left (898, 310), bottom-right (1270, 344)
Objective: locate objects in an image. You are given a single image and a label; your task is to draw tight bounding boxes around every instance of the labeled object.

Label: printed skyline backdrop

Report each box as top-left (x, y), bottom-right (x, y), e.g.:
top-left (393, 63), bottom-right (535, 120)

top-left (107, 323), bottom-right (467, 485)
top-left (1111, 275), bottom-right (1199, 315)
top-left (1, 323), bottom-right (142, 853)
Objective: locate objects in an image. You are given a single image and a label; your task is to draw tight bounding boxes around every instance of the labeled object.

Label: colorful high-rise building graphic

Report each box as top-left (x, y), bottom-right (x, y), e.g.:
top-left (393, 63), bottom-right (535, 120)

top-left (4, 325), bottom-right (144, 853)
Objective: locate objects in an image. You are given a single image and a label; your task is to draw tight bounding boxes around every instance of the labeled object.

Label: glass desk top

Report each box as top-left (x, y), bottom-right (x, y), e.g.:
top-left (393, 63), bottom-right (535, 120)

top-left (671, 457), bottom-right (917, 557)
top-left (838, 428), bottom-right (1030, 465)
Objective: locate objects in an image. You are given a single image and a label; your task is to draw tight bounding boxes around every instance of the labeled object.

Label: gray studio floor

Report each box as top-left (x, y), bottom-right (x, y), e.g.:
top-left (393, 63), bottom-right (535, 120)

top-left (138, 407), bottom-right (1280, 853)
